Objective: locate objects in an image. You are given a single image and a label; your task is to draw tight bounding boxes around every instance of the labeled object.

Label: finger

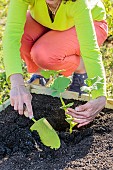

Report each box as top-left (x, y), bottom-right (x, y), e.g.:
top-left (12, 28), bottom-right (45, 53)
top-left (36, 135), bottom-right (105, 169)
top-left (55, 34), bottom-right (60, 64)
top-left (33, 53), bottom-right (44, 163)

top-left (67, 109), bottom-right (92, 118)
top-left (14, 100), bottom-right (18, 111)
top-left (10, 98), bottom-right (14, 106)
top-left (75, 102), bottom-right (91, 112)
top-left (66, 108), bottom-right (76, 116)
top-left (66, 111), bottom-right (86, 119)
top-left (25, 101), bottom-right (33, 119)
top-left (73, 114), bottom-right (95, 123)
top-left (67, 108), bottom-right (89, 117)
top-left (67, 108), bottom-right (76, 113)
top-left (74, 115), bottom-right (94, 126)
top-left (73, 117), bottom-right (89, 124)
top-left (77, 121), bottom-right (91, 128)
top-left (18, 100), bottom-right (24, 115)
top-left (19, 110), bottom-right (24, 115)
top-left (24, 93), bottom-right (32, 101)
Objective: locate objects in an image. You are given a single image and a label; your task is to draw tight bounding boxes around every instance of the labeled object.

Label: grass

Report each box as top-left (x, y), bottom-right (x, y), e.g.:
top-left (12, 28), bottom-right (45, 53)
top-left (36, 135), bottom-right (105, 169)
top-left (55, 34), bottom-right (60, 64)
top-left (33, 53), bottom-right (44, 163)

top-left (0, 0), bottom-right (113, 104)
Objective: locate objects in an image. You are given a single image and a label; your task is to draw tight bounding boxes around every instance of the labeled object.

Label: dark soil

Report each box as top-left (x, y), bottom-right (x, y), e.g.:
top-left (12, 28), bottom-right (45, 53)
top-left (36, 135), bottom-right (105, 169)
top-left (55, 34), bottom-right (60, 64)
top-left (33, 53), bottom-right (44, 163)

top-left (0, 93), bottom-right (113, 170)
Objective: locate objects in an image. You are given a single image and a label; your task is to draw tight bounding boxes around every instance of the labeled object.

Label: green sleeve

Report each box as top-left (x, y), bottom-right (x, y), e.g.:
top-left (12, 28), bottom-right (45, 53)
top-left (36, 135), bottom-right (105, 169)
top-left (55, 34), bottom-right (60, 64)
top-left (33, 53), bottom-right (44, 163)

top-left (72, 0), bottom-right (106, 98)
top-left (3, 0), bottom-right (33, 80)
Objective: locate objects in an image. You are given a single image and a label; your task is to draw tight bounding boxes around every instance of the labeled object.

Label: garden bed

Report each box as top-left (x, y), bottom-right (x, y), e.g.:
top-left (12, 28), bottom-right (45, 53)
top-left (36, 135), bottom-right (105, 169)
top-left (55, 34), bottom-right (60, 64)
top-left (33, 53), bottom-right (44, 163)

top-left (0, 86), bottom-right (113, 170)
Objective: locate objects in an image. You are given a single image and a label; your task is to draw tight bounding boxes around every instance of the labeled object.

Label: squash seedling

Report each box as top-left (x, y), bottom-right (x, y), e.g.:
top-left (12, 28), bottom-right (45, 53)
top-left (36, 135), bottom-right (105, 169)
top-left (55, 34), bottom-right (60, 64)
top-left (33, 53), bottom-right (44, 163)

top-left (40, 70), bottom-right (62, 80)
top-left (41, 70), bottom-right (78, 133)
top-left (24, 106), bottom-right (60, 150)
top-left (81, 76), bottom-right (104, 100)
top-left (41, 70), bottom-right (63, 87)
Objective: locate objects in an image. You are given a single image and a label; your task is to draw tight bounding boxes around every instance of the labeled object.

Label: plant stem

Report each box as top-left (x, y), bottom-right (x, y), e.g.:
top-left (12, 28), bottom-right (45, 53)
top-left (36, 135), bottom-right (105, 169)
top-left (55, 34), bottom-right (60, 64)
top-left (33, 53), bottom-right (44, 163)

top-left (60, 94), bottom-right (66, 111)
top-left (32, 118), bottom-right (37, 123)
top-left (60, 93), bottom-right (77, 134)
top-left (89, 92), bottom-right (91, 101)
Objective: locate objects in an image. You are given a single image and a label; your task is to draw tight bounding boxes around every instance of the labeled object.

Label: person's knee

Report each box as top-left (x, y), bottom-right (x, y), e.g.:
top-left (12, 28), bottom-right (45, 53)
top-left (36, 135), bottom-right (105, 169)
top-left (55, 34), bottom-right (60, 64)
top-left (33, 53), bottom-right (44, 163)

top-left (30, 43), bottom-right (50, 68)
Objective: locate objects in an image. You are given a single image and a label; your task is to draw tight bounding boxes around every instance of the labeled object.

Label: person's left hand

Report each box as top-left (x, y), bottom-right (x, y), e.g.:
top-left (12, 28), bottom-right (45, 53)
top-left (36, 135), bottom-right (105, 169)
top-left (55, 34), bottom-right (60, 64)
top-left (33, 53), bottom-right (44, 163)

top-left (66, 96), bottom-right (106, 128)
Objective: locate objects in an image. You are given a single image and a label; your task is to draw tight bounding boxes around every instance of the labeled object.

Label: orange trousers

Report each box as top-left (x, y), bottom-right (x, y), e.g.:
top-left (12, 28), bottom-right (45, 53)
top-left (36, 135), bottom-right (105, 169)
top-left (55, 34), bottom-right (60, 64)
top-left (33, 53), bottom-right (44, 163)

top-left (20, 12), bottom-right (108, 76)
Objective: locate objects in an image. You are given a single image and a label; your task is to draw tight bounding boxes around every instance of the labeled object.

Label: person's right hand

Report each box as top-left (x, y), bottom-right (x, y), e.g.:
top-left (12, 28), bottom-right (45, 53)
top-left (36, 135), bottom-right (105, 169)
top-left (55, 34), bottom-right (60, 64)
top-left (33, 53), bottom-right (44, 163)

top-left (10, 85), bottom-right (33, 118)
top-left (10, 73), bottom-right (33, 118)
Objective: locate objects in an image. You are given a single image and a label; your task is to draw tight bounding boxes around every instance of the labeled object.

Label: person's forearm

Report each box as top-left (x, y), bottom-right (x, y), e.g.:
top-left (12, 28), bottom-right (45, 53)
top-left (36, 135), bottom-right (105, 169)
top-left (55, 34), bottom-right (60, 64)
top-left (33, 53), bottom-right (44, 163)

top-left (3, 0), bottom-right (28, 80)
top-left (10, 73), bottom-right (25, 88)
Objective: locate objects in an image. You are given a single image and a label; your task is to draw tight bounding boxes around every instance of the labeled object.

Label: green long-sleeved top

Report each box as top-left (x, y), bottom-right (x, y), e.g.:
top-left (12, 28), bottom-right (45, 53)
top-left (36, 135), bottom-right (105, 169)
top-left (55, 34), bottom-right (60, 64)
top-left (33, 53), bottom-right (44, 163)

top-left (3, 0), bottom-right (107, 98)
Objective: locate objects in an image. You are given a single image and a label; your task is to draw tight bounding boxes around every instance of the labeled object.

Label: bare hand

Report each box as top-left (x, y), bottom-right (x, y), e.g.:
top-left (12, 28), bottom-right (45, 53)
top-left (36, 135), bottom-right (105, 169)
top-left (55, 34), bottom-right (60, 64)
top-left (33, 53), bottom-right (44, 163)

top-left (10, 85), bottom-right (33, 118)
top-left (10, 74), bottom-right (33, 118)
top-left (66, 96), bottom-right (106, 128)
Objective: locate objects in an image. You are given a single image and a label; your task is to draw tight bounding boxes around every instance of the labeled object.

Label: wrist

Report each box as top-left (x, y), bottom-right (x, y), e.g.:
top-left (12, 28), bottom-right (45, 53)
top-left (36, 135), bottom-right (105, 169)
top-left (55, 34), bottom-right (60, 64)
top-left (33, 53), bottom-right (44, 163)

top-left (10, 73), bottom-right (24, 88)
top-left (11, 84), bottom-right (25, 90)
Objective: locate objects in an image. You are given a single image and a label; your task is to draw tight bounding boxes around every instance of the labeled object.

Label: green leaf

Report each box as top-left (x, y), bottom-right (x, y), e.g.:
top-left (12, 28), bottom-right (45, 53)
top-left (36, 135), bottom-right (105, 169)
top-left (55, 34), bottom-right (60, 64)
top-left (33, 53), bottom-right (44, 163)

top-left (80, 86), bottom-right (92, 93)
top-left (83, 76), bottom-right (104, 94)
top-left (51, 91), bottom-right (60, 97)
top-left (82, 76), bottom-right (104, 99)
top-left (30, 118), bottom-right (60, 149)
top-left (60, 102), bottom-right (74, 110)
top-left (85, 76), bottom-right (104, 87)
top-left (65, 102), bottom-right (74, 107)
top-left (65, 114), bottom-right (78, 134)
top-left (96, 82), bottom-right (104, 89)
top-left (50, 76), bottom-right (71, 96)
top-left (65, 117), bottom-right (74, 124)
top-left (40, 70), bottom-right (62, 79)
top-left (0, 71), bottom-right (6, 81)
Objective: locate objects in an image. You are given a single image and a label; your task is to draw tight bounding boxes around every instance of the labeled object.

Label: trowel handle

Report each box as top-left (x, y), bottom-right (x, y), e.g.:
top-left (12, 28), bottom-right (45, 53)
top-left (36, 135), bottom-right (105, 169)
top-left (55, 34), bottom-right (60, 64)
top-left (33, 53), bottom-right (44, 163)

top-left (32, 117), bottom-right (36, 123)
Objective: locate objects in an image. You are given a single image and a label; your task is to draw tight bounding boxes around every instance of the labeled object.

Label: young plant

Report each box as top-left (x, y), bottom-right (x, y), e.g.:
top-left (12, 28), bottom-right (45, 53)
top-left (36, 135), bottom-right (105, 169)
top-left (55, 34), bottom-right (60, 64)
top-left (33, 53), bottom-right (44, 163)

top-left (40, 70), bottom-right (63, 87)
top-left (41, 70), bottom-right (78, 133)
top-left (40, 70), bottom-right (62, 79)
top-left (81, 76), bottom-right (104, 100)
